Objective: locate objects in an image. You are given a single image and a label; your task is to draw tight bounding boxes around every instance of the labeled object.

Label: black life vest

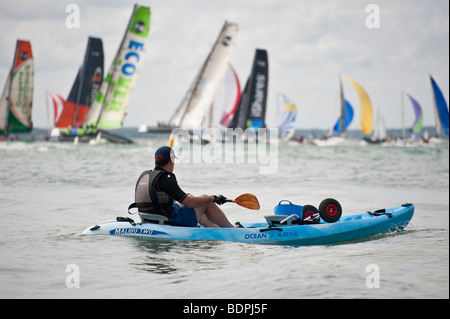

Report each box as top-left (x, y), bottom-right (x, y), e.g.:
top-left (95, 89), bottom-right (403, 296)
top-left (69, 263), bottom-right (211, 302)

top-left (128, 170), bottom-right (174, 218)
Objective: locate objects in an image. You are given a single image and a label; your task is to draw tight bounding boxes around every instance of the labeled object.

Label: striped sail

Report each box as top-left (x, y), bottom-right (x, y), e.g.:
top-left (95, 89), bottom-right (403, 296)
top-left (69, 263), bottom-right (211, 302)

top-left (343, 75), bottom-right (373, 134)
top-left (0, 40), bottom-right (34, 136)
top-left (84, 5), bottom-right (150, 130)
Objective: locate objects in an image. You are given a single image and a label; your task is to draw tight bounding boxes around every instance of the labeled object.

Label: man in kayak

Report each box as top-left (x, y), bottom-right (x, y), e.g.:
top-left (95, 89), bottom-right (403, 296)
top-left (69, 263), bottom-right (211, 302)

top-left (132, 146), bottom-right (237, 228)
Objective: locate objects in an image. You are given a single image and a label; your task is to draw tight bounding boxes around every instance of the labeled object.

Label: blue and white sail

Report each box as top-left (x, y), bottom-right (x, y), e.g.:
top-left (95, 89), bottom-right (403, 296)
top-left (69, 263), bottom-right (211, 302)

top-left (277, 93), bottom-right (297, 140)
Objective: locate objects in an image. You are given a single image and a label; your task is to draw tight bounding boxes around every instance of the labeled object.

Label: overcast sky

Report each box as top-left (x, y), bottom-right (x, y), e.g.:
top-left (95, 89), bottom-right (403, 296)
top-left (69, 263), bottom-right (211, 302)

top-left (0, 0), bottom-right (448, 130)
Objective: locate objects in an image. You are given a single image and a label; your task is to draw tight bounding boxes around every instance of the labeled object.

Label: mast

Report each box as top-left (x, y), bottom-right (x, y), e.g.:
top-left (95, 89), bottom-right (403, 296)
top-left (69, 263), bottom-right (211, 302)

top-left (339, 76), bottom-right (345, 135)
top-left (401, 90), bottom-right (405, 139)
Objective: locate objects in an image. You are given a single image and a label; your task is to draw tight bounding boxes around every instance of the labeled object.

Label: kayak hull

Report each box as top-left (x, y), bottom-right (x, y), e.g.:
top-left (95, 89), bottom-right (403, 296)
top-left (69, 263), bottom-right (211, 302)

top-left (82, 204), bottom-right (414, 246)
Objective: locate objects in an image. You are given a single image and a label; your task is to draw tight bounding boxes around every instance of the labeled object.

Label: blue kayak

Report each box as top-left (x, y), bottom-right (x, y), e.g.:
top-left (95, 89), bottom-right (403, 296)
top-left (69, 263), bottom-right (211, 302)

top-left (82, 203), bottom-right (414, 246)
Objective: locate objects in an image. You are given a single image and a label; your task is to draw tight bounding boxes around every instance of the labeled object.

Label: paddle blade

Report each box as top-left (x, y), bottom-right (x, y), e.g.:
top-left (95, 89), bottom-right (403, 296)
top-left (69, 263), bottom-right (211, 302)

top-left (233, 193), bottom-right (260, 210)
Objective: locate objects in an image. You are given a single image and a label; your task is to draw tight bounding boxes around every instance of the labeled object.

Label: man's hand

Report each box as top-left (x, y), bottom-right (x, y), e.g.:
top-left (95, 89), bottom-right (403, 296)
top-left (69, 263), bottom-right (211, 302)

top-left (213, 195), bottom-right (228, 205)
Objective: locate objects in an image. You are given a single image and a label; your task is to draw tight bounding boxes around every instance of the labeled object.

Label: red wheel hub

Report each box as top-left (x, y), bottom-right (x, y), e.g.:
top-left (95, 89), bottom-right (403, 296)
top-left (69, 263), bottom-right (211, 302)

top-left (326, 204), bottom-right (338, 216)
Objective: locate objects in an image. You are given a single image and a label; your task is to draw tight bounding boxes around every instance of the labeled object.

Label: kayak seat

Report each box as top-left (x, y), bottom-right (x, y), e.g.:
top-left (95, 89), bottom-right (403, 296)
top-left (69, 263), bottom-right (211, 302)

top-left (264, 214), bottom-right (300, 227)
top-left (139, 212), bottom-right (170, 225)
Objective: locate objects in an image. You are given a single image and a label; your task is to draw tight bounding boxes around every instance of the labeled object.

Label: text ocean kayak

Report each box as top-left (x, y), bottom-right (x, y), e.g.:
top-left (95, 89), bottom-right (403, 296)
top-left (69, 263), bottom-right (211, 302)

top-left (82, 203), bottom-right (414, 246)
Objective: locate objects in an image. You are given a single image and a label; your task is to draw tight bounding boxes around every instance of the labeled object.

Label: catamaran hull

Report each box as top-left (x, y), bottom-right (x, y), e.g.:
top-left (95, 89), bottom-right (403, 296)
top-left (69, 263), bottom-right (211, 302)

top-left (82, 204), bottom-right (414, 246)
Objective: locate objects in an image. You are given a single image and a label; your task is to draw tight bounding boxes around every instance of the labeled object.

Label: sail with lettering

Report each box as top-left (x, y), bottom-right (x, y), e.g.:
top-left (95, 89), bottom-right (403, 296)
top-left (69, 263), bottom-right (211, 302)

top-left (84, 4), bottom-right (150, 130)
top-left (343, 75), bottom-right (373, 135)
top-left (169, 21), bottom-right (238, 130)
top-left (430, 75), bottom-right (449, 137)
top-left (229, 49), bottom-right (269, 130)
top-left (277, 93), bottom-right (297, 140)
top-left (54, 37), bottom-right (103, 129)
top-left (0, 40), bottom-right (34, 138)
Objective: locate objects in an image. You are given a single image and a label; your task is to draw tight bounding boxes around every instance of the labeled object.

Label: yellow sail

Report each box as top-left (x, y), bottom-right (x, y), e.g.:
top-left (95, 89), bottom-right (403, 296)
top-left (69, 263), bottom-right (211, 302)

top-left (343, 75), bottom-right (373, 134)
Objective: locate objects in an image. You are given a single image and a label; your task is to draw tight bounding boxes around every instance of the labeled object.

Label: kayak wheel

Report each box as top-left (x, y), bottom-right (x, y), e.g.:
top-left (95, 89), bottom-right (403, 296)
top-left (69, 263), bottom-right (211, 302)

top-left (319, 198), bottom-right (342, 223)
top-left (302, 205), bottom-right (320, 224)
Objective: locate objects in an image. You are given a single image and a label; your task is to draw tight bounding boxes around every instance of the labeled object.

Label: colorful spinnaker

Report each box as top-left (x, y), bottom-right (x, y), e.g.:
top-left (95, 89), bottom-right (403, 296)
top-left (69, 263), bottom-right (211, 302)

top-left (405, 93), bottom-right (423, 139)
top-left (342, 75), bottom-right (373, 135)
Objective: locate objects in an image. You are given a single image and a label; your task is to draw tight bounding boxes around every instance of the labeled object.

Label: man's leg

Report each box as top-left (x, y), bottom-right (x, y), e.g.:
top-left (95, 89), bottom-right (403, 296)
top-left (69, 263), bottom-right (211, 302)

top-left (195, 203), bottom-right (235, 228)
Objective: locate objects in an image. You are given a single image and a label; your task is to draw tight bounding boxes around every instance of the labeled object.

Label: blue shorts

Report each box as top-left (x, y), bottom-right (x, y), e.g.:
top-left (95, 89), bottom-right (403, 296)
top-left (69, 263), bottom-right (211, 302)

top-left (169, 203), bottom-right (198, 227)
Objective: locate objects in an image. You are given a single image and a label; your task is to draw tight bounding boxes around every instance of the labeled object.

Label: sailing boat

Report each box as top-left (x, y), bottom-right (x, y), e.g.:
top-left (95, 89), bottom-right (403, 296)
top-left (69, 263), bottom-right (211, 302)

top-left (228, 48), bottom-right (269, 132)
top-left (429, 75), bottom-right (449, 139)
top-left (169, 21), bottom-right (238, 132)
top-left (0, 40), bottom-right (34, 141)
top-left (61, 4), bottom-right (150, 143)
top-left (332, 77), bottom-right (354, 135)
top-left (277, 93), bottom-right (297, 141)
top-left (364, 107), bottom-right (386, 144)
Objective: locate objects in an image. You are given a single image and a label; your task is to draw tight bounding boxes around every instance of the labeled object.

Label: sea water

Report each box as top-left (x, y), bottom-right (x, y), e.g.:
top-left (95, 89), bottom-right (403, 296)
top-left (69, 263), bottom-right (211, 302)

top-left (0, 134), bottom-right (448, 299)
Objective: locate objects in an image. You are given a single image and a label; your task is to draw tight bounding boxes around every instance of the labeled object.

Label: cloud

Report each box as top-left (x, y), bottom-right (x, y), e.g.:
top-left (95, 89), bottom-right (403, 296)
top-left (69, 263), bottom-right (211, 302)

top-left (0, 0), bottom-right (448, 130)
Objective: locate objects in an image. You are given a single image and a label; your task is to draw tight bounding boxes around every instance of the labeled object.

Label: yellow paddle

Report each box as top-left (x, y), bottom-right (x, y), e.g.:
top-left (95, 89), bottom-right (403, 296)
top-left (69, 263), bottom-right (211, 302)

top-left (226, 193), bottom-right (260, 210)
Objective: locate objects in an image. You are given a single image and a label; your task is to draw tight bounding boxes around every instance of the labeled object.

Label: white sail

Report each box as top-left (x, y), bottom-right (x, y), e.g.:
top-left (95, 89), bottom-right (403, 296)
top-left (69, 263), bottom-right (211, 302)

top-left (169, 21), bottom-right (238, 130)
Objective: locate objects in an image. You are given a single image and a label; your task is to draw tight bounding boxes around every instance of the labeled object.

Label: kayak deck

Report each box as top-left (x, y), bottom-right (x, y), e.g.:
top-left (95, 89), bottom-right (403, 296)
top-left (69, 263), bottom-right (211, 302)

top-left (82, 204), bottom-right (414, 246)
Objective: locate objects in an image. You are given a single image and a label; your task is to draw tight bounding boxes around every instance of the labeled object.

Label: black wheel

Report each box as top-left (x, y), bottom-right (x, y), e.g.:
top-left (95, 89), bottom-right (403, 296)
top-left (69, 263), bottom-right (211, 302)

top-left (302, 205), bottom-right (320, 224)
top-left (319, 198), bottom-right (342, 223)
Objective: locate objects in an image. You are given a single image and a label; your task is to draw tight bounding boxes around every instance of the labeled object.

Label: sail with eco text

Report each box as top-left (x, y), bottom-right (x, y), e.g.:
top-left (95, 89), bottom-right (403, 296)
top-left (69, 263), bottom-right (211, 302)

top-left (0, 40), bottom-right (34, 137)
top-left (84, 4), bottom-right (150, 130)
